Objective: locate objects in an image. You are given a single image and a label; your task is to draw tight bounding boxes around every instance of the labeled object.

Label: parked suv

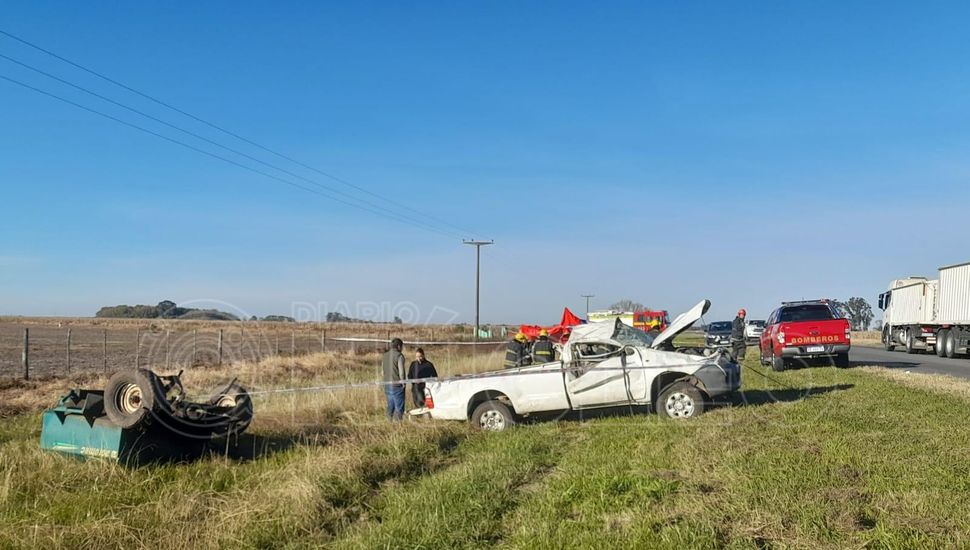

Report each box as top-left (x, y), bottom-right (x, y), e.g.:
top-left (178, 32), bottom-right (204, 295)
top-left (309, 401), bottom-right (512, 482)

top-left (745, 320), bottom-right (765, 343)
top-left (759, 300), bottom-right (850, 371)
top-left (705, 321), bottom-right (733, 349)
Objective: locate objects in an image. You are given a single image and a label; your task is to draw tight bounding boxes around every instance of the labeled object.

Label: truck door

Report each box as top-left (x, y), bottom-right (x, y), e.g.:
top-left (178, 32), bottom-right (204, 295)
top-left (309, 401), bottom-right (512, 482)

top-left (565, 345), bottom-right (645, 409)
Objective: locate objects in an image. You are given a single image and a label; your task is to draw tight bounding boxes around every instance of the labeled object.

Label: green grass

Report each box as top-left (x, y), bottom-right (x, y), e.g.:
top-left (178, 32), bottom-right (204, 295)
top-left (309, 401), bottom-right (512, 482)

top-left (3, 351), bottom-right (970, 548)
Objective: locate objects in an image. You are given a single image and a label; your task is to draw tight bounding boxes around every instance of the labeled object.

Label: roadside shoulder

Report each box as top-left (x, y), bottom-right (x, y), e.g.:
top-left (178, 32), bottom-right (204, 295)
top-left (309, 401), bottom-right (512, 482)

top-left (857, 366), bottom-right (970, 401)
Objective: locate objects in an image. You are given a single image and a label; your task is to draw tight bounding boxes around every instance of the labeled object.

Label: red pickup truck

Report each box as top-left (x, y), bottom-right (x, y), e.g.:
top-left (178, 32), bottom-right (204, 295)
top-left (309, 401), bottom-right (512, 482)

top-left (759, 300), bottom-right (851, 371)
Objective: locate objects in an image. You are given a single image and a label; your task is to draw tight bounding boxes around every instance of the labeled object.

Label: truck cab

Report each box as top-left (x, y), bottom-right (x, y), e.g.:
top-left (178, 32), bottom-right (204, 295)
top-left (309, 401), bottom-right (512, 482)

top-left (419, 300), bottom-right (741, 431)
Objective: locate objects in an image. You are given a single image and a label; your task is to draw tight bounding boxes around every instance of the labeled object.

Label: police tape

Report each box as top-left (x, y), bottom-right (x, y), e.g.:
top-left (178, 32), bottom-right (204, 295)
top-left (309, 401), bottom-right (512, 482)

top-left (328, 337), bottom-right (506, 346)
top-left (242, 354), bottom-right (736, 397)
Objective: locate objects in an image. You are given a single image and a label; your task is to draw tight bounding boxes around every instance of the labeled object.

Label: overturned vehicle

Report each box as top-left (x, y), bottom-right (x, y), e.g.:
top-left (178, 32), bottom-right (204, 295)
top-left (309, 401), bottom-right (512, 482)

top-left (40, 369), bottom-right (253, 462)
top-left (415, 300), bottom-right (740, 431)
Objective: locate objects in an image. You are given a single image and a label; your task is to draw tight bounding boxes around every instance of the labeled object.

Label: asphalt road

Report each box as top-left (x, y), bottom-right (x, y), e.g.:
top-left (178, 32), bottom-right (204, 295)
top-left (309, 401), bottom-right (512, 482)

top-left (851, 345), bottom-right (970, 380)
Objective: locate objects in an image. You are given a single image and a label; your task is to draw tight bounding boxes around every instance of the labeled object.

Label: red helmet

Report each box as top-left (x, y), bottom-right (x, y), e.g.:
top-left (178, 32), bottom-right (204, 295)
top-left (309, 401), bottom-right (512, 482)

top-left (738, 308), bottom-right (747, 316)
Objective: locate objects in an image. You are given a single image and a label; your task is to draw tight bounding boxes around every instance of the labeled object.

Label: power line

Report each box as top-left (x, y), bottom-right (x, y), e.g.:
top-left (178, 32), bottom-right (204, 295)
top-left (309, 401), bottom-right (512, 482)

top-left (0, 52), bottom-right (462, 239)
top-left (0, 28), bottom-right (483, 239)
top-left (0, 73), bottom-right (461, 239)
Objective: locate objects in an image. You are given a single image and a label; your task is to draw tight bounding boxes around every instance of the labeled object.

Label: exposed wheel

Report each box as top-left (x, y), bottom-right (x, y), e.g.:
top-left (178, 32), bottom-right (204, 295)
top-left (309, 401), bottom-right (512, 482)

top-left (771, 352), bottom-right (787, 372)
top-left (209, 383), bottom-right (254, 436)
top-left (656, 381), bottom-right (705, 419)
top-left (945, 330), bottom-right (958, 359)
top-left (834, 352), bottom-right (850, 368)
top-left (471, 400), bottom-right (516, 432)
top-left (904, 330), bottom-right (918, 354)
top-left (104, 369), bottom-right (161, 429)
top-left (759, 346), bottom-right (769, 366)
top-left (883, 328), bottom-right (895, 352)
top-left (936, 329), bottom-right (949, 357)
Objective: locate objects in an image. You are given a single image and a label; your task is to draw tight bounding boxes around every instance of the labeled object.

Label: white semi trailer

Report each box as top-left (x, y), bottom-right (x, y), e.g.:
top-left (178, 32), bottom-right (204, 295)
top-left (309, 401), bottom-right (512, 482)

top-left (879, 261), bottom-right (970, 357)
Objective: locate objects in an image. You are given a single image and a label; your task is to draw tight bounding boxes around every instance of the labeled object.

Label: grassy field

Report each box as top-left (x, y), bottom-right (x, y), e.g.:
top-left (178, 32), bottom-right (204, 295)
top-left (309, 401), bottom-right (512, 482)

top-left (2, 342), bottom-right (970, 548)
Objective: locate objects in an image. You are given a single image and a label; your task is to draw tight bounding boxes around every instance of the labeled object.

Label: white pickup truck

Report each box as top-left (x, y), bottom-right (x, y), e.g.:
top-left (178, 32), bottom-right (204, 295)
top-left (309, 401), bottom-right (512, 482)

top-left (416, 300), bottom-right (741, 431)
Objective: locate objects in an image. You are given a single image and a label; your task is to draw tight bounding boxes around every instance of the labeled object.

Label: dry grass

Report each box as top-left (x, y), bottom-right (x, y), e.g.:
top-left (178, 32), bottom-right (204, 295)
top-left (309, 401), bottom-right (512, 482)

top-left (851, 331), bottom-right (882, 346)
top-left (4, 343), bottom-right (970, 547)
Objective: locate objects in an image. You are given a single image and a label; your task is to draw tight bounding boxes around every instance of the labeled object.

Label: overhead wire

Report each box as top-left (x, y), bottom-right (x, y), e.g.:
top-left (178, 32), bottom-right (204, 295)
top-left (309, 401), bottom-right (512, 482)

top-left (0, 28), bottom-right (484, 240)
top-left (0, 72), bottom-right (463, 239)
top-left (0, 51), bottom-right (462, 239)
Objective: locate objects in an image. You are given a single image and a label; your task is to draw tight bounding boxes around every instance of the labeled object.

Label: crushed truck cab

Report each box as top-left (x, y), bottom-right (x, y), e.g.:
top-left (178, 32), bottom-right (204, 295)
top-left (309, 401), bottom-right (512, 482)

top-left (417, 300), bottom-right (741, 431)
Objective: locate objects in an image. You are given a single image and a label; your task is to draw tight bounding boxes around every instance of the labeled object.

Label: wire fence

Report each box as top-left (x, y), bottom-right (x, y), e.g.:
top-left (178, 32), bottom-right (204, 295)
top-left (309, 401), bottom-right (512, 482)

top-left (0, 322), bottom-right (508, 381)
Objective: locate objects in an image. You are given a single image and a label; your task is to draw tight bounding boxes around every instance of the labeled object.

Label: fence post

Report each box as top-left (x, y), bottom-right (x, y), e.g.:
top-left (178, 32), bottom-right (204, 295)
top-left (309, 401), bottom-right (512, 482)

top-left (66, 328), bottom-right (72, 376)
top-left (322, 330), bottom-right (327, 352)
top-left (166, 329), bottom-right (171, 369)
top-left (135, 328), bottom-right (140, 368)
top-left (22, 328), bottom-right (29, 380)
top-left (193, 329), bottom-right (198, 366)
top-left (218, 329), bottom-right (224, 366)
top-left (103, 329), bottom-right (108, 373)
top-left (291, 331), bottom-right (296, 355)
top-left (275, 331), bottom-right (280, 356)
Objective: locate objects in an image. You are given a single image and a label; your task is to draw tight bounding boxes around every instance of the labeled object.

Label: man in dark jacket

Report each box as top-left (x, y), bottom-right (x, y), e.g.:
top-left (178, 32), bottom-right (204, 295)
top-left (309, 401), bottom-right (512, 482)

top-left (408, 347), bottom-right (438, 408)
top-left (504, 332), bottom-right (532, 369)
top-left (730, 309), bottom-right (747, 362)
top-left (532, 330), bottom-right (555, 364)
top-left (382, 338), bottom-right (406, 421)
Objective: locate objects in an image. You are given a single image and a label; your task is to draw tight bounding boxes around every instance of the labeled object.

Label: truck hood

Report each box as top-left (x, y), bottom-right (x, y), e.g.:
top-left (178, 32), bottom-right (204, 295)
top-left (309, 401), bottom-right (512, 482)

top-left (651, 300), bottom-right (711, 349)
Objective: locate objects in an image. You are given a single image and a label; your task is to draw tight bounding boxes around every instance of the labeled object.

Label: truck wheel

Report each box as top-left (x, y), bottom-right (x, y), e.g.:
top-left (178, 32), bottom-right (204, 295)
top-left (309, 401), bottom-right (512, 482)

top-left (771, 353), bottom-right (787, 372)
top-left (936, 329), bottom-right (949, 357)
top-left (209, 383), bottom-right (255, 437)
top-left (656, 381), bottom-right (705, 419)
top-left (471, 400), bottom-right (516, 432)
top-left (945, 330), bottom-right (958, 359)
top-left (834, 353), bottom-right (850, 368)
top-left (883, 328), bottom-right (895, 352)
top-left (104, 369), bottom-right (161, 429)
top-left (904, 330), bottom-right (918, 354)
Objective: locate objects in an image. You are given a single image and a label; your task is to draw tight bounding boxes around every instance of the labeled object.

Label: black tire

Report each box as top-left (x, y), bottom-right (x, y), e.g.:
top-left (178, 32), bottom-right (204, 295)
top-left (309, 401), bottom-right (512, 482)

top-left (936, 329), bottom-right (949, 358)
top-left (834, 352), bottom-right (850, 368)
top-left (470, 400), bottom-right (516, 432)
top-left (945, 330), bottom-right (958, 359)
top-left (209, 383), bottom-right (254, 436)
top-left (104, 369), bottom-right (161, 429)
top-left (771, 352), bottom-right (787, 372)
top-left (904, 330), bottom-right (918, 354)
top-left (883, 328), bottom-right (895, 352)
top-left (656, 381), bottom-right (705, 419)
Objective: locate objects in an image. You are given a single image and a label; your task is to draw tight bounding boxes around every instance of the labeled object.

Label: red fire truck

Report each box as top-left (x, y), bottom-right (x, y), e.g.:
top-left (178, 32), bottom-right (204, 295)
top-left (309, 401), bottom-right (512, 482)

top-left (633, 310), bottom-right (670, 334)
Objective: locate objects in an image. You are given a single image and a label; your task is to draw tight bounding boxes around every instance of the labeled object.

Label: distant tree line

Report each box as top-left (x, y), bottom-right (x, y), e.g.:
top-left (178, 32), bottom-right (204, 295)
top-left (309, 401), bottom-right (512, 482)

top-left (831, 297), bottom-right (874, 331)
top-left (96, 300), bottom-right (239, 321)
top-left (326, 311), bottom-right (403, 324)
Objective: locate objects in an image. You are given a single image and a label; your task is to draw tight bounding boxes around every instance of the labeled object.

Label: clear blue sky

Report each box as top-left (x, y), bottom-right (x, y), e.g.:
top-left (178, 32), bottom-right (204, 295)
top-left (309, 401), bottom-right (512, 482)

top-left (2, 2), bottom-right (969, 323)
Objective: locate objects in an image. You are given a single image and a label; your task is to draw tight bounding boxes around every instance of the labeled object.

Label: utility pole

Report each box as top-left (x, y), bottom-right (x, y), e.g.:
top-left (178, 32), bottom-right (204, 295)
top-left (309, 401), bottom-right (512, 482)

top-left (581, 294), bottom-right (595, 317)
top-left (463, 240), bottom-right (494, 341)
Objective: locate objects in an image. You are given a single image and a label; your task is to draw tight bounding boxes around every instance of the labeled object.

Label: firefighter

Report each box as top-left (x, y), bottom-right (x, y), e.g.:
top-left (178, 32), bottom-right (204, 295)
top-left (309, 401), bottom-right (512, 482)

top-left (532, 329), bottom-right (555, 364)
top-left (504, 332), bottom-right (532, 368)
top-left (730, 308), bottom-right (747, 362)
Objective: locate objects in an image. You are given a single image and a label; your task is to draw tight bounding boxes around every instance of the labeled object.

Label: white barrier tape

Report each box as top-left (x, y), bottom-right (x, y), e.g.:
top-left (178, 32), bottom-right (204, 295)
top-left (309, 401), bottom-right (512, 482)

top-left (244, 355), bottom-right (733, 397)
top-left (328, 337), bottom-right (505, 346)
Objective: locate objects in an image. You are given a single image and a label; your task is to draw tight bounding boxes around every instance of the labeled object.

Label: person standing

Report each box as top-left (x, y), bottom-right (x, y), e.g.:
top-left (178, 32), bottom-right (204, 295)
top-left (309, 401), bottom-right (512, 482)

top-left (532, 329), bottom-right (555, 364)
top-left (504, 332), bottom-right (533, 368)
top-left (407, 347), bottom-right (438, 408)
top-left (382, 338), bottom-right (407, 421)
top-left (731, 309), bottom-right (747, 362)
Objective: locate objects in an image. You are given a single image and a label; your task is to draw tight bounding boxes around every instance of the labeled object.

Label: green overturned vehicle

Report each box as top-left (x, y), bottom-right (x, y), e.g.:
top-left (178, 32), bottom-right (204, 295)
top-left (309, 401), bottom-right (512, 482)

top-left (40, 369), bottom-right (253, 463)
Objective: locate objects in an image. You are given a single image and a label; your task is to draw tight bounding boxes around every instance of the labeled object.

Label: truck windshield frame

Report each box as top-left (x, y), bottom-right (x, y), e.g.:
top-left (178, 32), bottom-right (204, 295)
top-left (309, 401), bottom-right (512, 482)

top-left (613, 322), bottom-right (656, 347)
top-left (779, 304), bottom-right (836, 323)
